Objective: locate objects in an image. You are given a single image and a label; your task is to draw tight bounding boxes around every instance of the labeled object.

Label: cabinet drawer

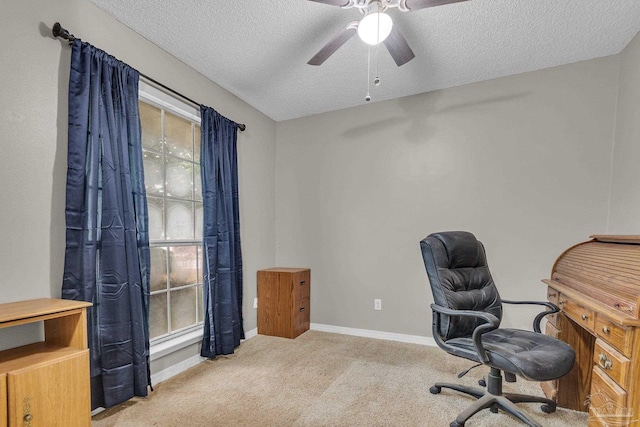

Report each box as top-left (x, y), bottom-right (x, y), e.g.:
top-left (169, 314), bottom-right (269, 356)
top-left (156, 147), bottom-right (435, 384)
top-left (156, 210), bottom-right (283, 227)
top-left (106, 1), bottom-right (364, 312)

top-left (293, 297), bottom-right (310, 338)
top-left (560, 296), bottom-right (595, 333)
top-left (593, 339), bottom-right (630, 390)
top-left (588, 366), bottom-right (630, 427)
top-left (595, 317), bottom-right (633, 358)
top-left (294, 270), bottom-right (310, 301)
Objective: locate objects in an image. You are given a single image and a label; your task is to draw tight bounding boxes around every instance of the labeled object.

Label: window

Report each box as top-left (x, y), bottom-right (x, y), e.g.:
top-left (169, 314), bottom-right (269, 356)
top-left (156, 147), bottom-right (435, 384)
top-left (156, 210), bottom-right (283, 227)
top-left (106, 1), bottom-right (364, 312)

top-left (139, 82), bottom-right (204, 342)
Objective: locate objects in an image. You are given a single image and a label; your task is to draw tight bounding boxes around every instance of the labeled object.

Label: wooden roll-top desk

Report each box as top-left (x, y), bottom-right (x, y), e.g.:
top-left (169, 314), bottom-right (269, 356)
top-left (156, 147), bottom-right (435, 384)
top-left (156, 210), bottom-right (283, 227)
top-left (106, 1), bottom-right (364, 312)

top-left (542, 235), bottom-right (640, 426)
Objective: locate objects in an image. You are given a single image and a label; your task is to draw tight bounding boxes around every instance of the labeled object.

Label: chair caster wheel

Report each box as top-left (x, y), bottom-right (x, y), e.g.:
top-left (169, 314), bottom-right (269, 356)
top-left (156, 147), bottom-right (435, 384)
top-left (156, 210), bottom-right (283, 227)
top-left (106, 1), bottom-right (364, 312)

top-left (450, 421), bottom-right (464, 427)
top-left (429, 386), bottom-right (441, 394)
top-left (541, 404), bottom-right (556, 414)
top-left (478, 378), bottom-right (486, 387)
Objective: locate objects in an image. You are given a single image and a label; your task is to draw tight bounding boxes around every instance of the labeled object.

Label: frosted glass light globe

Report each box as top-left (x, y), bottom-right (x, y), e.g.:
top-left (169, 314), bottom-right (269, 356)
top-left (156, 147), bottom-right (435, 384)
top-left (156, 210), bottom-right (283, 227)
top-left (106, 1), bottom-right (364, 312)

top-left (357, 12), bottom-right (393, 45)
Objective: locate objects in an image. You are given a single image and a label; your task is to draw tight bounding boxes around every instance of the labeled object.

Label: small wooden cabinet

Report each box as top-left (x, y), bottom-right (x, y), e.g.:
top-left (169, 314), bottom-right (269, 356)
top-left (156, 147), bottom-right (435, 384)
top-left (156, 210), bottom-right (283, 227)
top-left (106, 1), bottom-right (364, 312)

top-left (0, 298), bottom-right (92, 427)
top-left (257, 268), bottom-right (310, 339)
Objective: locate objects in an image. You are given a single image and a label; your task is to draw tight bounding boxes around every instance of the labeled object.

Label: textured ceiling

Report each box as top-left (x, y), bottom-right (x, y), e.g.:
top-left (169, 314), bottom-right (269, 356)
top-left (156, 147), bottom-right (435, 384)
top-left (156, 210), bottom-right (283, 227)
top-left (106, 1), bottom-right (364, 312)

top-left (88, 0), bottom-right (640, 122)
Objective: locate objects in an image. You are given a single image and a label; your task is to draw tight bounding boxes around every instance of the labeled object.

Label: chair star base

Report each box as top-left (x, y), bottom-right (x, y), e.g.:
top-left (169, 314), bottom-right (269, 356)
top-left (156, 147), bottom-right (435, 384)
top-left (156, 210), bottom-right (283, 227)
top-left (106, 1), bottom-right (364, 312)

top-left (429, 368), bottom-right (556, 427)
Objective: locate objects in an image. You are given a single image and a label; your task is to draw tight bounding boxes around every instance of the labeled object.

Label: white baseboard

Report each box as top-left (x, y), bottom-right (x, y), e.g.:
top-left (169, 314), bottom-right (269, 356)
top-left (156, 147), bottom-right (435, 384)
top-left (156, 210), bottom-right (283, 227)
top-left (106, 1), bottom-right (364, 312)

top-left (150, 327), bottom-right (257, 386)
top-left (244, 327), bottom-right (258, 339)
top-left (310, 323), bottom-right (437, 347)
top-left (151, 353), bottom-right (205, 385)
top-left (91, 407), bottom-right (105, 417)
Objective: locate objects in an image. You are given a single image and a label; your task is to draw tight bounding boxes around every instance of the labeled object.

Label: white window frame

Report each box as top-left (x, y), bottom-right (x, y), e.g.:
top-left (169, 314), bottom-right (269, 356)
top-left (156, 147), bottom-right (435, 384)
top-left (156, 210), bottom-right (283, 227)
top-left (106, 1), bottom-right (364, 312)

top-left (139, 80), bottom-right (204, 359)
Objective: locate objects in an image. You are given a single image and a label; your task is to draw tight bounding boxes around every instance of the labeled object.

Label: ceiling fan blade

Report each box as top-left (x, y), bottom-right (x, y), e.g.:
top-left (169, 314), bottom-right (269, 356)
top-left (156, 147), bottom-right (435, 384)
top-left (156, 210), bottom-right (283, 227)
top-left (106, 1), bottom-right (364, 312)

top-left (307, 0), bottom-right (352, 6)
top-left (307, 21), bottom-right (358, 66)
top-left (383, 25), bottom-right (415, 66)
top-left (402, 0), bottom-right (469, 11)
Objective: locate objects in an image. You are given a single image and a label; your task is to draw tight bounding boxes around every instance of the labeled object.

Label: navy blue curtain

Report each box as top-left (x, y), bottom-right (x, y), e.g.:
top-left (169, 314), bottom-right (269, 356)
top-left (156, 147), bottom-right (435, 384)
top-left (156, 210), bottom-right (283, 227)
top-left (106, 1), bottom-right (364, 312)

top-left (62, 39), bottom-right (150, 409)
top-left (200, 105), bottom-right (244, 358)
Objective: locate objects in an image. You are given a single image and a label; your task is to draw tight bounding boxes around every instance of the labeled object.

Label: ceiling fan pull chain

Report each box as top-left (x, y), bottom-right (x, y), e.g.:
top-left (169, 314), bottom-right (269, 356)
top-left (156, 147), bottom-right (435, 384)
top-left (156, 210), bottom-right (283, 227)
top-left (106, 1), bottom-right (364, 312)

top-left (366, 45), bottom-right (372, 102)
top-left (374, 5), bottom-right (381, 86)
top-left (374, 42), bottom-right (380, 86)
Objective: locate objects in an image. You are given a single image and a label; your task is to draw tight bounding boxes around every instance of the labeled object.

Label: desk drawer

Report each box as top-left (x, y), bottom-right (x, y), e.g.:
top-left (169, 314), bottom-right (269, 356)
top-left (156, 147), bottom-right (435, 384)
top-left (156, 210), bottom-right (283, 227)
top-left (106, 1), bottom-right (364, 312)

top-left (593, 339), bottom-right (630, 390)
top-left (588, 366), bottom-right (630, 426)
top-left (595, 317), bottom-right (633, 358)
top-left (546, 312), bottom-right (559, 328)
top-left (540, 380), bottom-right (557, 401)
top-left (560, 296), bottom-right (595, 333)
top-left (546, 287), bottom-right (560, 305)
top-left (546, 287), bottom-right (560, 327)
top-left (545, 321), bottom-right (560, 339)
top-left (540, 321), bottom-right (560, 401)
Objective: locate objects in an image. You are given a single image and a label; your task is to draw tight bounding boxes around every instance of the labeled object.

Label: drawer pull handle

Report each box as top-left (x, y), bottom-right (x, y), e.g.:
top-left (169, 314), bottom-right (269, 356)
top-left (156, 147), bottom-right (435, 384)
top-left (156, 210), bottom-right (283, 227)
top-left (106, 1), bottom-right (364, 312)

top-left (598, 353), bottom-right (613, 370)
top-left (602, 326), bottom-right (610, 334)
top-left (581, 314), bottom-right (589, 321)
top-left (300, 281), bottom-right (306, 286)
top-left (558, 300), bottom-right (565, 306)
top-left (24, 414), bottom-right (33, 422)
top-left (547, 293), bottom-right (557, 298)
top-left (300, 307), bottom-right (305, 312)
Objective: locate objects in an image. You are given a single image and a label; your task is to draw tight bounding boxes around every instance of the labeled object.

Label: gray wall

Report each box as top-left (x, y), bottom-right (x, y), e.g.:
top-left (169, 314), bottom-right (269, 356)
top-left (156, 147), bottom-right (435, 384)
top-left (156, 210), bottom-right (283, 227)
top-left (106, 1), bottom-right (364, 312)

top-left (609, 32), bottom-right (640, 232)
top-left (0, 0), bottom-right (276, 363)
top-left (275, 56), bottom-right (620, 336)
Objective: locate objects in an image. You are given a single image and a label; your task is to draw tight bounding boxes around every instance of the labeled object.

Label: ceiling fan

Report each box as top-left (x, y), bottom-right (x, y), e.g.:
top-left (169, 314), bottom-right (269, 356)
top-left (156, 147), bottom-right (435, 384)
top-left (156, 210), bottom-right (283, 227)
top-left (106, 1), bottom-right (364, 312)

top-left (307, 0), bottom-right (470, 67)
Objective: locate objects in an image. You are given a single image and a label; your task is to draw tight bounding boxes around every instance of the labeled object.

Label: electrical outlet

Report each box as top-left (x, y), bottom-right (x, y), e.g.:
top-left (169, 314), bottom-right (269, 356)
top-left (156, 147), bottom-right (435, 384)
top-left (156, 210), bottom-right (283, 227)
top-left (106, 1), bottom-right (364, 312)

top-left (374, 299), bottom-right (382, 311)
top-left (253, 297), bottom-right (258, 309)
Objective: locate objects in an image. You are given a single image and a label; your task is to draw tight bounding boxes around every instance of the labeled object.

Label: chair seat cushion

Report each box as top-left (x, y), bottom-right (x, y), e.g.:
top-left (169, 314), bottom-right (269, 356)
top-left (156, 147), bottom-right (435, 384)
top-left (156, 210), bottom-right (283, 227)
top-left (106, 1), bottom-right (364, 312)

top-left (446, 328), bottom-right (575, 381)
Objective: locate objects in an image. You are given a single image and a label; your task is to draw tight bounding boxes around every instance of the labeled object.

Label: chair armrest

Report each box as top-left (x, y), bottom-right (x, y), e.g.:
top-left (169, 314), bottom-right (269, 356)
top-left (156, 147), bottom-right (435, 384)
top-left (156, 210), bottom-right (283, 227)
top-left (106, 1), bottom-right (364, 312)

top-left (430, 304), bottom-right (500, 363)
top-left (501, 300), bottom-right (559, 333)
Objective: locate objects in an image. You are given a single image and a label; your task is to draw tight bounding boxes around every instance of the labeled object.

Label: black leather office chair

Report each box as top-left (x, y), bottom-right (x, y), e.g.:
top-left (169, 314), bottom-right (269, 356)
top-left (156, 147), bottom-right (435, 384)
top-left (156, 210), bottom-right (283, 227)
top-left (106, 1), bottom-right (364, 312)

top-left (420, 231), bottom-right (575, 427)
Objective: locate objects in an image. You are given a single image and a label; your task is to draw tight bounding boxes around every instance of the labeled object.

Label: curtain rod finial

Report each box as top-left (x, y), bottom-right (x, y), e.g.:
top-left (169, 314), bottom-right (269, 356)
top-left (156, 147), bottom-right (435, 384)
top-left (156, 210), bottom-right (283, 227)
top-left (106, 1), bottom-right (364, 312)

top-left (52, 22), bottom-right (76, 41)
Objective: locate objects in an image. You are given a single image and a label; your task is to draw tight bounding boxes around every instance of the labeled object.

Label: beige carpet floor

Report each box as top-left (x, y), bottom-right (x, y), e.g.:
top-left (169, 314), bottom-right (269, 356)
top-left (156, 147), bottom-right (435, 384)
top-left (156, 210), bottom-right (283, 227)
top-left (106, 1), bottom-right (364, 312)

top-left (92, 331), bottom-right (588, 426)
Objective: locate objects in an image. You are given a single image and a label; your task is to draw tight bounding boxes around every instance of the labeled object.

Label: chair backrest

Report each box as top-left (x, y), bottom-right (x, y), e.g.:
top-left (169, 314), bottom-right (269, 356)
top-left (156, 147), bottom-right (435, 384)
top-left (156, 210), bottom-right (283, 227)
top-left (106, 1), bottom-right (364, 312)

top-left (420, 231), bottom-right (503, 340)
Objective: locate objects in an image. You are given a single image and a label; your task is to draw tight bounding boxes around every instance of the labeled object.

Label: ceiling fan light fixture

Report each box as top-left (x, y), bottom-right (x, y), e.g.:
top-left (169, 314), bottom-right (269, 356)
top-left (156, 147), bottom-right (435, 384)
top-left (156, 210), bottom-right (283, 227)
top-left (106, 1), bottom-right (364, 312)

top-left (357, 11), bottom-right (393, 45)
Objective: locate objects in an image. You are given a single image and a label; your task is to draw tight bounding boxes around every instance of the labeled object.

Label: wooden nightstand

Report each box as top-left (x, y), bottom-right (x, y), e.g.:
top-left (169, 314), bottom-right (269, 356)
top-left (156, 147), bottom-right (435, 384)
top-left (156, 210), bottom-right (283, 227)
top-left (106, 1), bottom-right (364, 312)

top-left (0, 298), bottom-right (91, 427)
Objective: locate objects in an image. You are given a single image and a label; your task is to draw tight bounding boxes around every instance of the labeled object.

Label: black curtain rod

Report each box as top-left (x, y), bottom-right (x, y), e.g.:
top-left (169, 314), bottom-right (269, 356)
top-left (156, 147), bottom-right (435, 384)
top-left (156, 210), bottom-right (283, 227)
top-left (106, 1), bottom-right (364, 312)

top-left (52, 23), bottom-right (246, 132)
